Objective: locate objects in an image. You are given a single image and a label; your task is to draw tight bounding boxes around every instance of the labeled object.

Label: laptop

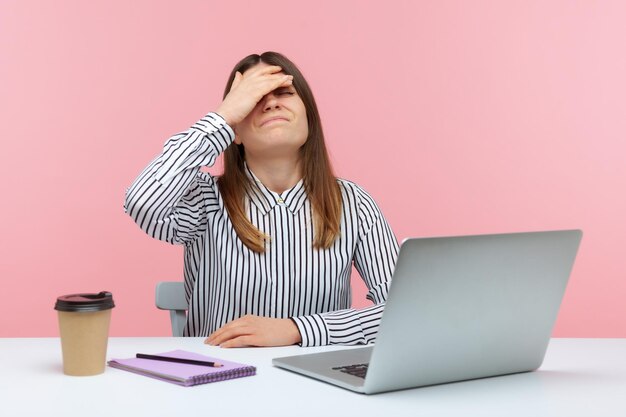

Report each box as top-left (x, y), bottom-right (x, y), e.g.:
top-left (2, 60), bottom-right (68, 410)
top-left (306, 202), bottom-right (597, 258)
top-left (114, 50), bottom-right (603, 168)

top-left (272, 229), bottom-right (583, 394)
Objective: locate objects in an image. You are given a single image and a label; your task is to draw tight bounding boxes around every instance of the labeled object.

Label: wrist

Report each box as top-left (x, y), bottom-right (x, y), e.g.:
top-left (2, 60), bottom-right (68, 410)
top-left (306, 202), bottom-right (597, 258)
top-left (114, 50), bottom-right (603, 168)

top-left (288, 318), bottom-right (303, 345)
top-left (214, 108), bottom-right (233, 127)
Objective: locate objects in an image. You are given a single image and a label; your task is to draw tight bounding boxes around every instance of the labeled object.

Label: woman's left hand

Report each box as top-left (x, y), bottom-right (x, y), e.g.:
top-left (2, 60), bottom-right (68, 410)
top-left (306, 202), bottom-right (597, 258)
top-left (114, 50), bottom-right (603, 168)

top-left (204, 315), bottom-right (302, 348)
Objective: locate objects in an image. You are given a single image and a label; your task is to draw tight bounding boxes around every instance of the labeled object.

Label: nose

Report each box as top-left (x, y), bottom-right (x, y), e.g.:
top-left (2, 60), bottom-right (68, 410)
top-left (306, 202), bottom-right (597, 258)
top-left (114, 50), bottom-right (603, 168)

top-left (262, 92), bottom-right (281, 112)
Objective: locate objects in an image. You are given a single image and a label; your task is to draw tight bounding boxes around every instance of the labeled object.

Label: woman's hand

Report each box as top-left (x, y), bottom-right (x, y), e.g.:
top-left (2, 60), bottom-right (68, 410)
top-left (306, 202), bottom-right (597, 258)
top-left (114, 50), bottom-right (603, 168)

top-left (204, 314), bottom-right (302, 348)
top-left (216, 65), bottom-right (293, 128)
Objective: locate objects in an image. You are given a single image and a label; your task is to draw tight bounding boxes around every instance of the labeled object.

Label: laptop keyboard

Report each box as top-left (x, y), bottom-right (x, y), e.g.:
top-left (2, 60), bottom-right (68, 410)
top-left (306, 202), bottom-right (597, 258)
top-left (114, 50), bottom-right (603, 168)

top-left (332, 363), bottom-right (369, 379)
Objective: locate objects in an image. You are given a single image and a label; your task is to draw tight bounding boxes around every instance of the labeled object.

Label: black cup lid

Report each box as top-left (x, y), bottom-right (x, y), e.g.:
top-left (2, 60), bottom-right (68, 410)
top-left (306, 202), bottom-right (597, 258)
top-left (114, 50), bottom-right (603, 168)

top-left (54, 291), bottom-right (115, 312)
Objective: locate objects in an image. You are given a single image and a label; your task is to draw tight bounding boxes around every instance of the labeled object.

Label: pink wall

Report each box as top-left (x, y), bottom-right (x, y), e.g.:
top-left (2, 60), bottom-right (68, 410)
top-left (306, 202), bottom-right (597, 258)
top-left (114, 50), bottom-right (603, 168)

top-left (1, 0), bottom-right (624, 337)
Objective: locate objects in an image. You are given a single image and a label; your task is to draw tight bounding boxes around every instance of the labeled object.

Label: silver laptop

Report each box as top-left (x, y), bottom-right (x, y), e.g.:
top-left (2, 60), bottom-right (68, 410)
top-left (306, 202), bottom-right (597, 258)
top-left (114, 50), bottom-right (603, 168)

top-left (273, 230), bottom-right (582, 394)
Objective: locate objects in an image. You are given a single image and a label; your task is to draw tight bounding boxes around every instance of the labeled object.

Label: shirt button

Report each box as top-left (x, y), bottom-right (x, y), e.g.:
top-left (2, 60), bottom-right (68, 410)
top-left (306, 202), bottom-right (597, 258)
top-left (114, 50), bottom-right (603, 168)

top-left (277, 198), bottom-right (284, 204)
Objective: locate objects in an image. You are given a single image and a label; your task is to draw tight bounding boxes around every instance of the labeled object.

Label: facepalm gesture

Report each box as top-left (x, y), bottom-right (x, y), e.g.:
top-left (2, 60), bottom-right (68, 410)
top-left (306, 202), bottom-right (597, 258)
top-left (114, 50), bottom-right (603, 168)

top-left (216, 65), bottom-right (294, 128)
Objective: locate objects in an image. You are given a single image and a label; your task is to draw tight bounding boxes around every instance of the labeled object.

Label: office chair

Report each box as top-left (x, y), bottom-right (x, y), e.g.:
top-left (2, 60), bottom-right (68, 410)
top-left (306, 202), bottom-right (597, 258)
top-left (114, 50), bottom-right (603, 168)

top-left (155, 281), bottom-right (188, 337)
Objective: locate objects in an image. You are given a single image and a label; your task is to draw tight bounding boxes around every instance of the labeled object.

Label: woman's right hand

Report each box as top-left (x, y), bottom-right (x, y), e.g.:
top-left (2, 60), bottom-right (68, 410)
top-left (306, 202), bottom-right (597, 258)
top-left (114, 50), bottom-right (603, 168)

top-left (215, 65), bottom-right (294, 128)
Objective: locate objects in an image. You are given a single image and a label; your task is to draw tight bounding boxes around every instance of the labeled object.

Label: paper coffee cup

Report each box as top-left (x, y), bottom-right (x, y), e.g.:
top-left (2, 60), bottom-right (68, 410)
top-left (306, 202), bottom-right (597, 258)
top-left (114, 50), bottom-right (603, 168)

top-left (54, 291), bottom-right (115, 376)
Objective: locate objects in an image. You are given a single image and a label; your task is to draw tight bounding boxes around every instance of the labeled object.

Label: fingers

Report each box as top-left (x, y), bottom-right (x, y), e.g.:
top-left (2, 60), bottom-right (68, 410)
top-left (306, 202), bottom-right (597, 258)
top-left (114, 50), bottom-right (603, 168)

top-left (203, 316), bottom-right (301, 348)
top-left (218, 66), bottom-right (289, 125)
top-left (228, 67), bottom-right (292, 99)
top-left (205, 325), bottom-right (242, 346)
top-left (280, 74), bottom-right (294, 86)
top-left (267, 74), bottom-right (294, 94)
top-left (235, 65), bottom-right (283, 85)
top-left (239, 65), bottom-right (290, 87)
top-left (206, 327), bottom-right (253, 348)
top-left (220, 335), bottom-right (254, 348)
top-left (205, 316), bottom-right (252, 346)
top-left (253, 64), bottom-right (284, 75)
top-left (208, 328), bottom-right (246, 346)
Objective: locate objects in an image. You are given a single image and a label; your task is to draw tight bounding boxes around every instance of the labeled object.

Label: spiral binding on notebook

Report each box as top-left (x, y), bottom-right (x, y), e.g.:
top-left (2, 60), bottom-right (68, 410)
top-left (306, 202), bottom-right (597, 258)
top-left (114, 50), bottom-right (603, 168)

top-left (190, 366), bottom-right (257, 385)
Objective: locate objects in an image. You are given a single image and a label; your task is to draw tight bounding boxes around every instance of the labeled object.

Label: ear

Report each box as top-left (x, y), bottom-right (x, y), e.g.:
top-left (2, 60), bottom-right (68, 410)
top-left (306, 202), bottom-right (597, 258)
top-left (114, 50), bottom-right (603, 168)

top-left (234, 134), bottom-right (242, 145)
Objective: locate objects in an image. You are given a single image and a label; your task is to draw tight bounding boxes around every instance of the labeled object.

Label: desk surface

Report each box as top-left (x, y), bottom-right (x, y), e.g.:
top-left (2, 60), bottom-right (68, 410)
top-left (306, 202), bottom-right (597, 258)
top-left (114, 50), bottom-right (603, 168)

top-left (1, 338), bottom-right (625, 417)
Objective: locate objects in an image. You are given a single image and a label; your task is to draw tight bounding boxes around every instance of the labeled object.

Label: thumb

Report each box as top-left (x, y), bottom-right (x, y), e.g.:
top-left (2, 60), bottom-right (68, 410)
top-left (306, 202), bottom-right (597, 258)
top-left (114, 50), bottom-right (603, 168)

top-left (230, 71), bottom-right (242, 92)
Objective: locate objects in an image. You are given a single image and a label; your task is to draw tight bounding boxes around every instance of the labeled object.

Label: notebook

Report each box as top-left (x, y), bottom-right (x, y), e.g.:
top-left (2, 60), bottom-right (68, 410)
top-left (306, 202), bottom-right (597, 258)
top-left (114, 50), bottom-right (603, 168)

top-left (108, 350), bottom-right (256, 387)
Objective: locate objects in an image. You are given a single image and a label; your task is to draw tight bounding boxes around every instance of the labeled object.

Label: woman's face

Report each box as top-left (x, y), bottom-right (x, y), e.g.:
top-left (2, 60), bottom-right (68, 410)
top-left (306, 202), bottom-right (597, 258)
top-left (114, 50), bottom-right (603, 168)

top-left (234, 62), bottom-right (309, 159)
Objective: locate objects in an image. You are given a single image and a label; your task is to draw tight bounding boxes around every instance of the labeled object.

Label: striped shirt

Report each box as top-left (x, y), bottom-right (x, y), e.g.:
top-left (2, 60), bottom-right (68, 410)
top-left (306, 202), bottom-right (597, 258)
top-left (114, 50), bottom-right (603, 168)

top-left (124, 112), bottom-right (399, 346)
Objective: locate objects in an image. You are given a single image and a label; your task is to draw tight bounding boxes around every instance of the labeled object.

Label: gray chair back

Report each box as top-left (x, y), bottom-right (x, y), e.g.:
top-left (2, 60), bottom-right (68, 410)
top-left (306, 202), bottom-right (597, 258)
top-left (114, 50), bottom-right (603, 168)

top-left (155, 282), bottom-right (188, 337)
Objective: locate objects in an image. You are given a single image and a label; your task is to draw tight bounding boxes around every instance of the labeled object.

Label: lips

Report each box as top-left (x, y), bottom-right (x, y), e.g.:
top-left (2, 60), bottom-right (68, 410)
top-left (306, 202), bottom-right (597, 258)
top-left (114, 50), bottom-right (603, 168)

top-left (260, 117), bottom-right (289, 127)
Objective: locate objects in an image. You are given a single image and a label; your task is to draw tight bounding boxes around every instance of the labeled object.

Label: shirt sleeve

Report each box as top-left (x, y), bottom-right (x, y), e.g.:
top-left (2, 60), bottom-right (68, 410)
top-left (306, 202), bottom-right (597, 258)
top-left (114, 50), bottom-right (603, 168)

top-left (291, 186), bottom-right (400, 346)
top-left (123, 112), bottom-right (235, 244)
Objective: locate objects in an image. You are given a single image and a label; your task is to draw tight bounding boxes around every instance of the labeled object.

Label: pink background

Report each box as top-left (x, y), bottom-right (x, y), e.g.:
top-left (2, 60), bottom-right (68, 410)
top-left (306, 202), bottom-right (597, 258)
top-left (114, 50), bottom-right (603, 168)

top-left (1, 0), bottom-right (624, 337)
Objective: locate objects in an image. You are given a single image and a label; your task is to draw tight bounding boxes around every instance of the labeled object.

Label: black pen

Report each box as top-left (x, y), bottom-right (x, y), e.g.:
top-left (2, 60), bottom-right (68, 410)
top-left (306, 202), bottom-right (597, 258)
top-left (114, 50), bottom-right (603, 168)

top-left (136, 353), bottom-right (223, 367)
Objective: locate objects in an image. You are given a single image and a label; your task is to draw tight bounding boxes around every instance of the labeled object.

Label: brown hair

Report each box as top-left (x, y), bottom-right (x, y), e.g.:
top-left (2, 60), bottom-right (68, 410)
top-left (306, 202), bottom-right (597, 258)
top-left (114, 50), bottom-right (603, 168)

top-left (217, 51), bottom-right (342, 253)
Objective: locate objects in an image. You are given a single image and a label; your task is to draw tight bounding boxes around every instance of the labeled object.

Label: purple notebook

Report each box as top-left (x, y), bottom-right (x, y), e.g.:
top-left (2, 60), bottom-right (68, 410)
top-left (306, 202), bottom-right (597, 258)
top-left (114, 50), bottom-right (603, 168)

top-left (108, 350), bottom-right (256, 387)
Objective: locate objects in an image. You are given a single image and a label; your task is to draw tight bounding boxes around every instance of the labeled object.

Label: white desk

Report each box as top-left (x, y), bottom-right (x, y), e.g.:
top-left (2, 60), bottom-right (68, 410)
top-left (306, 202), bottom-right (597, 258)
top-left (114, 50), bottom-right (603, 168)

top-left (1, 338), bottom-right (625, 417)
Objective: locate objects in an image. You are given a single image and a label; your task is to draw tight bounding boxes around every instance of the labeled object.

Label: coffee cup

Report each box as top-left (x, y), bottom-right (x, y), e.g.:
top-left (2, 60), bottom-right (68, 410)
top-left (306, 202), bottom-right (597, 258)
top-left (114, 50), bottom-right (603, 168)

top-left (54, 291), bottom-right (115, 376)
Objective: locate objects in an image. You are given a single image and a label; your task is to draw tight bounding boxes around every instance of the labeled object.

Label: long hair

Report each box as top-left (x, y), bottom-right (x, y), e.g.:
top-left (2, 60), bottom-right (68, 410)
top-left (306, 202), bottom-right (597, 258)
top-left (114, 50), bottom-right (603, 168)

top-left (216, 51), bottom-right (342, 253)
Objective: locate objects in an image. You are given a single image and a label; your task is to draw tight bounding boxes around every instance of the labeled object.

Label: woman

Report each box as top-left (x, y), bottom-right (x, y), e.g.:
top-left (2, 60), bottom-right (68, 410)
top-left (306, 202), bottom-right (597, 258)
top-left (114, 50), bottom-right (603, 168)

top-left (125, 51), bottom-right (399, 347)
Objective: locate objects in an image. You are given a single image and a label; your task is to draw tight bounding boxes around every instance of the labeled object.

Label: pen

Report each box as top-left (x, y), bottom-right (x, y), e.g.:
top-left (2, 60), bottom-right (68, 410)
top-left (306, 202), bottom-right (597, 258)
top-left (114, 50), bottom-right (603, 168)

top-left (136, 353), bottom-right (223, 367)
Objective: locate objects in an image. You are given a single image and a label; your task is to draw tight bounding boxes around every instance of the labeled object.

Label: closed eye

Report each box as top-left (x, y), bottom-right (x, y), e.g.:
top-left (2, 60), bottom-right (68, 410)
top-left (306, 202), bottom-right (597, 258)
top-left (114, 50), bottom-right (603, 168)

top-left (274, 88), bottom-right (295, 96)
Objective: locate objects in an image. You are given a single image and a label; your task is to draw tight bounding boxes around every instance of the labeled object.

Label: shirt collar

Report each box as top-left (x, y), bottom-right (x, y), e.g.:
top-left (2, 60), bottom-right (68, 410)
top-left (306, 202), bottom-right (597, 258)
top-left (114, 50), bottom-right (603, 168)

top-left (244, 162), bottom-right (307, 216)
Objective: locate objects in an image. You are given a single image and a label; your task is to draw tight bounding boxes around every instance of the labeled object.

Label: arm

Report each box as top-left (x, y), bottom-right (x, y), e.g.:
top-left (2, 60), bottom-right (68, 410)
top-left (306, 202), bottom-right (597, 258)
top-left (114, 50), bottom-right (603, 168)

top-left (125, 66), bottom-right (294, 244)
top-left (292, 188), bottom-right (400, 346)
top-left (123, 112), bottom-right (235, 244)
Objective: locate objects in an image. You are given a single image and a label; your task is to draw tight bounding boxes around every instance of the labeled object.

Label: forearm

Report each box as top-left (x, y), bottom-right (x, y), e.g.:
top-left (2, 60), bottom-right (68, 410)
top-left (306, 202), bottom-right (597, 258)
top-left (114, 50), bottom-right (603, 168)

top-left (124, 112), bottom-right (234, 240)
top-left (291, 302), bottom-right (386, 347)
